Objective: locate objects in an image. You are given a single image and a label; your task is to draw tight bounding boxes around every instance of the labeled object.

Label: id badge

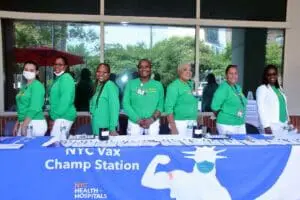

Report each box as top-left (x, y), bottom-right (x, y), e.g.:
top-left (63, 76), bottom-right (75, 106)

top-left (237, 110), bottom-right (243, 118)
top-left (137, 89), bottom-right (145, 95)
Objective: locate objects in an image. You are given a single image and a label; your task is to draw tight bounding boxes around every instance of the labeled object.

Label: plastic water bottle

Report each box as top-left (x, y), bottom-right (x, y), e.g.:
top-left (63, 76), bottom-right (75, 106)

top-left (247, 91), bottom-right (254, 100)
top-left (27, 125), bottom-right (33, 138)
top-left (187, 121), bottom-right (194, 136)
top-left (287, 124), bottom-right (298, 133)
top-left (60, 121), bottom-right (67, 141)
top-left (198, 101), bottom-right (202, 112)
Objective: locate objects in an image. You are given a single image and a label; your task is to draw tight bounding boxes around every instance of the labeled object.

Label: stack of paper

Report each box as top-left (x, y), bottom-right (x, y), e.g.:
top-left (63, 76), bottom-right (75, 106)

top-left (0, 143), bottom-right (24, 149)
top-left (58, 134), bottom-right (300, 148)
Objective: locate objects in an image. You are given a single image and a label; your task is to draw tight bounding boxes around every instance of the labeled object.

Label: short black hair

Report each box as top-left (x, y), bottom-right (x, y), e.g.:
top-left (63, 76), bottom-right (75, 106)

top-left (206, 73), bottom-right (217, 84)
top-left (80, 68), bottom-right (91, 80)
top-left (55, 56), bottom-right (69, 65)
top-left (24, 60), bottom-right (39, 71)
top-left (262, 64), bottom-right (280, 88)
top-left (225, 64), bottom-right (238, 74)
top-left (137, 59), bottom-right (152, 68)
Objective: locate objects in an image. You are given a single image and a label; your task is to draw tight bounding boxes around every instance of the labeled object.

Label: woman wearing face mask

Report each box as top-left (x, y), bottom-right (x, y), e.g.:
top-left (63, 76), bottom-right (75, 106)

top-left (165, 63), bottom-right (198, 136)
top-left (256, 65), bottom-right (290, 135)
top-left (49, 56), bottom-right (76, 140)
top-left (211, 65), bottom-right (247, 135)
top-left (90, 63), bottom-right (120, 136)
top-left (123, 59), bottom-right (164, 136)
top-left (13, 61), bottom-right (47, 136)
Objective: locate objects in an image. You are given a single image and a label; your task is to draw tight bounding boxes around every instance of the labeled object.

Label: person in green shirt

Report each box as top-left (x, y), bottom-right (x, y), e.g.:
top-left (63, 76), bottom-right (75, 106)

top-left (90, 63), bottom-right (120, 136)
top-left (123, 59), bottom-right (164, 136)
top-left (211, 65), bottom-right (247, 135)
top-left (256, 65), bottom-right (291, 135)
top-left (13, 61), bottom-right (47, 136)
top-left (165, 63), bottom-right (198, 136)
top-left (49, 56), bottom-right (76, 140)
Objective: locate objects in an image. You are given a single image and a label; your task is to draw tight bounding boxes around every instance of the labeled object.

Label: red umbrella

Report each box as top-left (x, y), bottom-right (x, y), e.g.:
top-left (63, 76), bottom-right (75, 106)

top-left (14, 46), bottom-right (84, 66)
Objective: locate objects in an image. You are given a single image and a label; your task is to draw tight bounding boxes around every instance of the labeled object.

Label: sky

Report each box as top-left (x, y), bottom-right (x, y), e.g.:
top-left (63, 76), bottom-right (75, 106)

top-left (67, 23), bottom-right (196, 51)
top-left (105, 24), bottom-right (195, 47)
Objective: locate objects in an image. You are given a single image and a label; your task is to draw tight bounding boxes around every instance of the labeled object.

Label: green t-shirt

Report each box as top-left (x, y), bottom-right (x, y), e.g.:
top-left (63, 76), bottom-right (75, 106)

top-left (90, 80), bottom-right (120, 134)
top-left (123, 78), bottom-right (164, 123)
top-left (272, 86), bottom-right (288, 123)
top-left (49, 73), bottom-right (76, 121)
top-left (16, 80), bottom-right (45, 122)
top-left (211, 81), bottom-right (247, 125)
top-left (165, 79), bottom-right (198, 120)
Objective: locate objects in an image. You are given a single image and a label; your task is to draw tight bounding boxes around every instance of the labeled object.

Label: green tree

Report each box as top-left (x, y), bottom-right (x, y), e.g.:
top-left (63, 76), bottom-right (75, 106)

top-left (67, 43), bottom-right (100, 80)
top-left (15, 21), bottom-right (67, 49)
top-left (266, 42), bottom-right (282, 69)
top-left (151, 36), bottom-right (195, 86)
top-left (104, 36), bottom-right (232, 87)
top-left (104, 43), bottom-right (150, 73)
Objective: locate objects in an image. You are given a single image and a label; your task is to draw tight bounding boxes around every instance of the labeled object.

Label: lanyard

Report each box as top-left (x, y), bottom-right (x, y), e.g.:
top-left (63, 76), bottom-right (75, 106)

top-left (95, 81), bottom-right (107, 107)
top-left (230, 83), bottom-right (245, 108)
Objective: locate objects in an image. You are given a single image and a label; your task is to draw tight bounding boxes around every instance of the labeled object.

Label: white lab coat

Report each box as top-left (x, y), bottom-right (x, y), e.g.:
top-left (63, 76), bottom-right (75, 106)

top-left (256, 84), bottom-right (289, 129)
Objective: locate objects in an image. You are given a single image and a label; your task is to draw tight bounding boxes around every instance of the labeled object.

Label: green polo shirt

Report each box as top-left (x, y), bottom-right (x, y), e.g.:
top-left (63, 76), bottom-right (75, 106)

top-left (211, 81), bottom-right (247, 125)
top-left (16, 80), bottom-right (45, 122)
top-left (165, 79), bottom-right (198, 120)
top-left (49, 73), bottom-right (76, 121)
top-left (271, 86), bottom-right (288, 123)
top-left (90, 81), bottom-right (120, 134)
top-left (123, 78), bottom-right (164, 123)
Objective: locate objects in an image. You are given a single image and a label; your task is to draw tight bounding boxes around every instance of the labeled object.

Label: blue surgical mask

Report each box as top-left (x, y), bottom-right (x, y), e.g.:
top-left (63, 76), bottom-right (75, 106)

top-left (196, 161), bottom-right (214, 173)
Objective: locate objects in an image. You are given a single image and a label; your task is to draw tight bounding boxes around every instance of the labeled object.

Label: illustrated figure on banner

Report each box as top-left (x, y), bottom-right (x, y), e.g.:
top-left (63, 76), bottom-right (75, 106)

top-left (141, 146), bottom-right (231, 200)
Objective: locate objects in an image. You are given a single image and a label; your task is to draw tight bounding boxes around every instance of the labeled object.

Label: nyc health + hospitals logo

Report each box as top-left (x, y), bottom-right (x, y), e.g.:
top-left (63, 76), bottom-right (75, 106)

top-left (74, 182), bottom-right (108, 199)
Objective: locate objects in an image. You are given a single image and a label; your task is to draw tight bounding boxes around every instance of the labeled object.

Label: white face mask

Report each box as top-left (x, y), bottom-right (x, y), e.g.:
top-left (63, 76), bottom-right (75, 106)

top-left (23, 71), bottom-right (36, 80)
top-left (54, 71), bottom-right (65, 77)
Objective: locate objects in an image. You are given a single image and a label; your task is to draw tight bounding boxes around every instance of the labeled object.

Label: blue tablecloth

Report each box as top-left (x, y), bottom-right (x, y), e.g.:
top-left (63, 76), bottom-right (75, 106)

top-left (1, 136), bottom-right (300, 200)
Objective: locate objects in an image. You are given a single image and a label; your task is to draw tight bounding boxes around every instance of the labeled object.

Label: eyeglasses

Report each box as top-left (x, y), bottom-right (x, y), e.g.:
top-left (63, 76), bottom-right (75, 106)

top-left (54, 63), bottom-right (65, 67)
top-left (138, 65), bottom-right (151, 69)
top-left (267, 73), bottom-right (277, 76)
top-left (97, 71), bottom-right (109, 74)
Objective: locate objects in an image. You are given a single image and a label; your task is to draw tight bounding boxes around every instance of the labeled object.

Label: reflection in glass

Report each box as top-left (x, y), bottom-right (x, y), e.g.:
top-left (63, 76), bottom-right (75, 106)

top-left (104, 24), bottom-right (195, 94)
top-left (199, 27), bottom-right (284, 96)
top-left (4, 20), bottom-right (101, 111)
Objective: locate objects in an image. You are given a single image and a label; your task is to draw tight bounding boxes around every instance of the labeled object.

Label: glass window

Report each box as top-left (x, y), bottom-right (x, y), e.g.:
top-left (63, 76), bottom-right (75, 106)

top-left (201, 0), bottom-right (287, 21)
top-left (266, 29), bottom-right (285, 85)
top-left (198, 27), bottom-right (285, 111)
top-left (104, 24), bottom-right (195, 104)
top-left (205, 28), bottom-right (219, 45)
top-left (2, 19), bottom-right (100, 111)
top-left (105, 0), bottom-right (196, 18)
top-left (199, 27), bottom-right (231, 85)
top-left (0, 0), bottom-right (100, 14)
